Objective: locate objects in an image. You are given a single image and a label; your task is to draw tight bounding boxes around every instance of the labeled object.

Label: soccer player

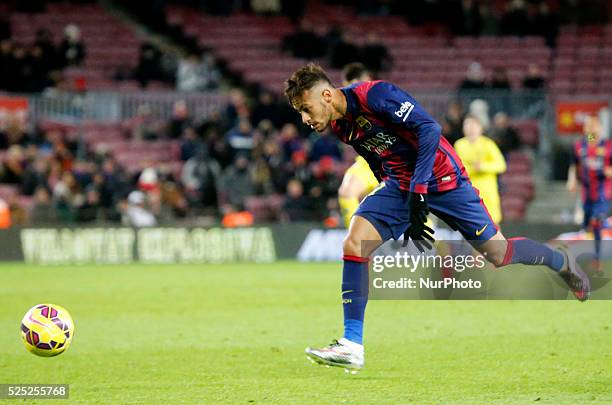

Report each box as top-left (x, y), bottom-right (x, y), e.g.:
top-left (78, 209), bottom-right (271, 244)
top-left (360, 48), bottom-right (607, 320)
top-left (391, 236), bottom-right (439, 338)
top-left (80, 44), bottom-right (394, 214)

top-left (338, 63), bottom-right (380, 227)
top-left (284, 63), bottom-right (591, 372)
top-left (567, 114), bottom-right (612, 273)
top-left (454, 114), bottom-right (506, 224)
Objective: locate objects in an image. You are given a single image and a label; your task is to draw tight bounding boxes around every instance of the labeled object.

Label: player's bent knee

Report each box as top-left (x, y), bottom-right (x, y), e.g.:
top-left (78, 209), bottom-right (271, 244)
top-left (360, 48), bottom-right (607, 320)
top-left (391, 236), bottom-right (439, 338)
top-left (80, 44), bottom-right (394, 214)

top-left (487, 250), bottom-right (506, 267)
top-left (343, 235), bottom-right (361, 257)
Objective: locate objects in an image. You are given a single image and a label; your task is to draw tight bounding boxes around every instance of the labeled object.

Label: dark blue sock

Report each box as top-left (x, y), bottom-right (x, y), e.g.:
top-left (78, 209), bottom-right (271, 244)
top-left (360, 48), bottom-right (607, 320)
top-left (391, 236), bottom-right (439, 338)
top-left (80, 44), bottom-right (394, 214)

top-left (502, 238), bottom-right (565, 272)
top-left (593, 221), bottom-right (602, 261)
top-left (342, 255), bottom-right (369, 345)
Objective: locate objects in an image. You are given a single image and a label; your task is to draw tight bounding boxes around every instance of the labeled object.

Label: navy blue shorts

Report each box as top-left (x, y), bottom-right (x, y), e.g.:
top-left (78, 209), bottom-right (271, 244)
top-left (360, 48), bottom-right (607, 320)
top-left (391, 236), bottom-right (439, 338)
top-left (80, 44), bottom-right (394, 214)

top-left (582, 200), bottom-right (610, 228)
top-left (355, 179), bottom-right (498, 242)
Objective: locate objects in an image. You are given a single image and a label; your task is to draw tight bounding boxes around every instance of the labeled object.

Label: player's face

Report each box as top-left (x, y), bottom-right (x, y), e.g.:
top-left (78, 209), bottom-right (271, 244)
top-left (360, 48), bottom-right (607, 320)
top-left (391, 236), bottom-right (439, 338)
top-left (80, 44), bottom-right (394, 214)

top-left (294, 88), bottom-right (334, 133)
top-left (463, 117), bottom-right (482, 139)
top-left (584, 116), bottom-right (602, 140)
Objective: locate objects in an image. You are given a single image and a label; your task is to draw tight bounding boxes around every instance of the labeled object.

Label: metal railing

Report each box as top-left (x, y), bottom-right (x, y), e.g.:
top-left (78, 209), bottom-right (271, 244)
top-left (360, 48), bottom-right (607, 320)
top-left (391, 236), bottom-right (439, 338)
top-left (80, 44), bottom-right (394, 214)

top-left (24, 90), bottom-right (228, 124)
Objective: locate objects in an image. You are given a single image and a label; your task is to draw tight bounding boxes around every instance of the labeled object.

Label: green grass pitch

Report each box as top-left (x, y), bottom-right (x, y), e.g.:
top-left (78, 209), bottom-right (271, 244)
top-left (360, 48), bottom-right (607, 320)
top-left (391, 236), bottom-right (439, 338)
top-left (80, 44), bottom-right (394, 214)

top-left (0, 261), bottom-right (610, 404)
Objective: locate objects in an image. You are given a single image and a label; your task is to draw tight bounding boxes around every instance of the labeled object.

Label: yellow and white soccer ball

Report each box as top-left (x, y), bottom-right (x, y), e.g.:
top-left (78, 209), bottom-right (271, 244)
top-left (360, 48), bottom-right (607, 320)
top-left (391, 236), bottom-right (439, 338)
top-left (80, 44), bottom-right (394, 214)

top-left (20, 304), bottom-right (74, 357)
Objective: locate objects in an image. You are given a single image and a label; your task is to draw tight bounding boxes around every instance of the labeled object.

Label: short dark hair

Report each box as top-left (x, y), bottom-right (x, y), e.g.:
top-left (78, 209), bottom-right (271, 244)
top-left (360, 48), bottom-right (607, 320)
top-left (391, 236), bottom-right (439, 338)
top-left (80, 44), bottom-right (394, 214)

top-left (284, 63), bottom-right (332, 107)
top-left (342, 62), bottom-right (370, 83)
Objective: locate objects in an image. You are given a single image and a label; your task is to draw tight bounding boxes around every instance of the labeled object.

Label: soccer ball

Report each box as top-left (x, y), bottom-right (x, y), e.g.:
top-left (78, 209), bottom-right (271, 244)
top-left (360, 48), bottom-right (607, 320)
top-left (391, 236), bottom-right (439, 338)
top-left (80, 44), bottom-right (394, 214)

top-left (20, 304), bottom-right (74, 357)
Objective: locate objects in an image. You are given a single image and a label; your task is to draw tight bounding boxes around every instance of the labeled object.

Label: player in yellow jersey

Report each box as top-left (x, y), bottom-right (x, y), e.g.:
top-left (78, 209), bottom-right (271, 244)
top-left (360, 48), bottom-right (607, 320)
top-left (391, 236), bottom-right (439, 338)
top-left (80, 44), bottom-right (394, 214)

top-left (337, 63), bottom-right (380, 227)
top-left (453, 114), bottom-right (506, 224)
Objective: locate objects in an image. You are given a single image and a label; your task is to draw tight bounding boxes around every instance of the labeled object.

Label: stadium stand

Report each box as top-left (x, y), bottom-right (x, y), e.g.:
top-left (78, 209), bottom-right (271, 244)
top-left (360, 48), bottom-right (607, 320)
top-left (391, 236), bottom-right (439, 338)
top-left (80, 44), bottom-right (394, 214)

top-left (7, 2), bottom-right (160, 91)
top-left (1, 0), bottom-right (610, 226)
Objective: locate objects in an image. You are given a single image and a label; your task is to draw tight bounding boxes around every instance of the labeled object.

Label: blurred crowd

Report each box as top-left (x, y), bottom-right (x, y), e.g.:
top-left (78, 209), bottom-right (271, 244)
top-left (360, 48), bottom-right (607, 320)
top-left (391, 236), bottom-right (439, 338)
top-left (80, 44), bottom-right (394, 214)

top-left (0, 85), bottom-right (529, 227)
top-left (0, 16), bottom-right (221, 93)
top-left (182, 0), bottom-right (609, 47)
top-left (0, 24), bottom-right (85, 93)
top-left (459, 61), bottom-right (545, 91)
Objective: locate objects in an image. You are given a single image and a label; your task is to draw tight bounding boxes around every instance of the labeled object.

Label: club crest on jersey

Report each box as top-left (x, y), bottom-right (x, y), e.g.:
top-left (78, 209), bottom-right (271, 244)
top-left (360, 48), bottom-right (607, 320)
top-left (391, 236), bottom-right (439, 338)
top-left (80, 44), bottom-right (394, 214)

top-left (362, 132), bottom-right (397, 155)
top-left (356, 116), bottom-right (372, 130)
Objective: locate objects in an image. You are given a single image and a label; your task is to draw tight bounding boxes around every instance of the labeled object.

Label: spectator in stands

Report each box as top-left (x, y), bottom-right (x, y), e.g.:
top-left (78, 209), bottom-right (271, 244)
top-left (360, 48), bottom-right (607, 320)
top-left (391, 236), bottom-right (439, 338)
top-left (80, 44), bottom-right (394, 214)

top-left (453, 0), bottom-right (482, 36)
top-left (137, 167), bottom-right (162, 217)
top-left (134, 42), bottom-right (163, 88)
top-left (479, 3), bottom-right (500, 36)
top-left (29, 44), bottom-right (52, 92)
top-left (490, 112), bottom-right (521, 156)
top-left (281, 178), bottom-right (315, 222)
top-left (59, 24), bottom-right (85, 67)
top-left (72, 159), bottom-right (94, 190)
top-left (500, 0), bottom-right (529, 36)
top-left (181, 145), bottom-right (220, 210)
top-left (468, 99), bottom-right (491, 129)
top-left (251, 91), bottom-right (282, 129)
top-left (122, 190), bottom-right (156, 227)
top-left (0, 145), bottom-right (25, 184)
top-left (287, 149), bottom-right (313, 194)
top-left (180, 127), bottom-right (202, 162)
top-left (459, 62), bottom-right (486, 90)
top-left (341, 62), bottom-right (373, 85)
top-left (442, 100), bottom-right (465, 146)
top-left (522, 63), bottom-right (545, 90)
top-left (219, 154), bottom-right (255, 208)
top-left (489, 66), bottom-right (511, 90)
top-left (8, 194), bottom-right (27, 226)
top-left (279, 123), bottom-right (303, 163)
top-left (360, 32), bottom-right (392, 74)
top-left (207, 128), bottom-right (234, 169)
top-left (534, 2), bottom-right (559, 47)
top-left (98, 158), bottom-right (129, 219)
top-left (9, 44), bottom-right (31, 92)
top-left (34, 28), bottom-right (58, 71)
top-left (225, 88), bottom-right (250, 127)
top-left (0, 40), bottom-right (12, 91)
top-left (310, 129), bottom-right (343, 162)
top-left (176, 52), bottom-right (220, 92)
top-left (309, 156), bottom-right (342, 218)
top-left (159, 171), bottom-right (188, 219)
top-left (177, 53), bottom-right (205, 92)
top-left (261, 137), bottom-right (287, 193)
top-left (76, 187), bottom-right (100, 222)
top-left (226, 119), bottom-right (255, 156)
top-left (130, 104), bottom-right (164, 141)
top-left (250, 0), bottom-right (281, 15)
top-left (30, 186), bottom-right (56, 223)
top-left (21, 158), bottom-right (49, 196)
top-left (52, 171), bottom-right (80, 221)
top-left (328, 31), bottom-right (360, 69)
top-left (281, 20), bottom-right (325, 59)
top-left (251, 153), bottom-right (274, 195)
top-left (169, 100), bottom-right (192, 139)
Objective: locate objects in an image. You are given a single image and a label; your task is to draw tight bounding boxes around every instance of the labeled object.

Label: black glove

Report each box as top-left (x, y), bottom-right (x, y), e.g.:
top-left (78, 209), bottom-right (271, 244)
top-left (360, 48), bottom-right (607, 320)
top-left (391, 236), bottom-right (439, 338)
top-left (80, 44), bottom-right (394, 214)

top-left (402, 192), bottom-right (435, 252)
top-left (409, 192), bottom-right (429, 226)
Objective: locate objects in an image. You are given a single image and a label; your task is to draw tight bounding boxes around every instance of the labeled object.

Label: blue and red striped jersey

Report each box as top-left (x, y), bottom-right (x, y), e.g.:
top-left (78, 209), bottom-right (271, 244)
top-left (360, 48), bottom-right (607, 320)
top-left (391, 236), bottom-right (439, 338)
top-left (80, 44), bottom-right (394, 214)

top-left (574, 138), bottom-right (612, 202)
top-left (330, 80), bottom-right (466, 193)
